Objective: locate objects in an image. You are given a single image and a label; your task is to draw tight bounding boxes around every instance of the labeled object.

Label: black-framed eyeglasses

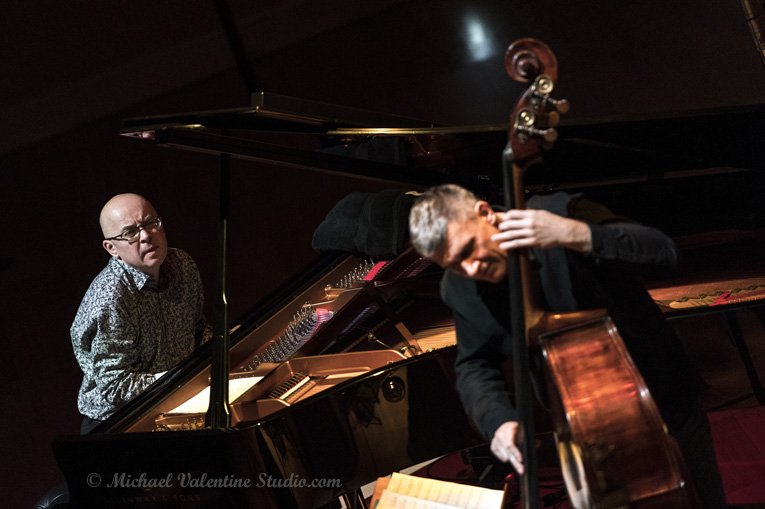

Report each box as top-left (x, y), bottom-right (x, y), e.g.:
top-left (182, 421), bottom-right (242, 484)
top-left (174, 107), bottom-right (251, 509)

top-left (105, 216), bottom-right (162, 243)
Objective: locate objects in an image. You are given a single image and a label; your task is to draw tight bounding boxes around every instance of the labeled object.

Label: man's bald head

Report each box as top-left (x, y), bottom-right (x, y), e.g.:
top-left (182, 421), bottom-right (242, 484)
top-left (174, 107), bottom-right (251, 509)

top-left (100, 193), bottom-right (155, 238)
top-left (100, 193), bottom-right (167, 280)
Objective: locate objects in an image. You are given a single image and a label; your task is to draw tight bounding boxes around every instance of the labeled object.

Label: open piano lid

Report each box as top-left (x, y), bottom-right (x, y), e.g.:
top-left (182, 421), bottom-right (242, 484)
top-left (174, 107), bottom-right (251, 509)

top-left (120, 92), bottom-right (765, 204)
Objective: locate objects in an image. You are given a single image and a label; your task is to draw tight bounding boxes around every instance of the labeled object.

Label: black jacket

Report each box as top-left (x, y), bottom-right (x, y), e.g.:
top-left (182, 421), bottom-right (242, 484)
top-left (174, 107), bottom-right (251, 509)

top-left (442, 192), bottom-right (703, 439)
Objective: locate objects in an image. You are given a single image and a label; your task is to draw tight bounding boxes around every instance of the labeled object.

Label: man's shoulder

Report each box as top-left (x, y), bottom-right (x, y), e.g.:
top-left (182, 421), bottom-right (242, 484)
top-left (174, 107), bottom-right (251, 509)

top-left (77, 260), bottom-right (134, 313)
top-left (440, 271), bottom-right (511, 347)
top-left (167, 247), bottom-right (190, 259)
top-left (164, 248), bottom-right (196, 268)
top-left (91, 259), bottom-right (130, 292)
top-left (440, 271), bottom-right (479, 309)
top-left (161, 248), bottom-right (202, 291)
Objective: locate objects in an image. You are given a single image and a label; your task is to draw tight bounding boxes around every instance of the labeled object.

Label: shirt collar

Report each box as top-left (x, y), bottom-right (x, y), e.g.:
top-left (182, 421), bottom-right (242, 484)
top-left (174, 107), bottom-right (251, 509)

top-left (109, 257), bottom-right (155, 290)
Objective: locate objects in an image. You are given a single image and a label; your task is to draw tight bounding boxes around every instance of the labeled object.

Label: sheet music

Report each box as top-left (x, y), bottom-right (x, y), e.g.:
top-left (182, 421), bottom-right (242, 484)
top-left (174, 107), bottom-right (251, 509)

top-left (379, 472), bottom-right (503, 509)
top-left (376, 490), bottom-right (462, 509)
top-left (167, 376), bottom-right (263, 414)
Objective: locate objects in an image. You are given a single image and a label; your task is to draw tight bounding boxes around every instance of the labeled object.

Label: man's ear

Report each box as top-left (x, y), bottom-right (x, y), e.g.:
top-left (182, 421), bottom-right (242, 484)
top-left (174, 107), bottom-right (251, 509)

top-left (102, 240), bottom-right (119, 258)
top-left (474, 201), bottom-right (497, 225)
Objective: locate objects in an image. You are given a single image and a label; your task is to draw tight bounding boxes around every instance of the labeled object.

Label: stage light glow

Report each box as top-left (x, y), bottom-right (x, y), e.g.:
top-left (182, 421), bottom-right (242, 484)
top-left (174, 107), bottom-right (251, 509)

top-left (464, 14), bottom-right (495, 62)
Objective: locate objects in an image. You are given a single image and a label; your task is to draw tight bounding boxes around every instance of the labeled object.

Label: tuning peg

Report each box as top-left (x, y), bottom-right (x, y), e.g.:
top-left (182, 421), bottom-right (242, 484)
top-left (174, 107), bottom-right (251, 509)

top-left (514, 108), bottom-right (558, 144)
top-left (546, 97), bottom-right (570, 115)
top-left (515, 126), bottom-right (557, 144)
top-left (529, 75), bottom-right (569, 115)
top-left (538, 111), bottom-right (560, 128)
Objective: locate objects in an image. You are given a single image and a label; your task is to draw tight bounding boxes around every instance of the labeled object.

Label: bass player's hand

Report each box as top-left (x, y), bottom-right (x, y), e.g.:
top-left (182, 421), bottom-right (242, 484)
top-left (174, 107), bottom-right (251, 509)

top-left (490, 421), bottom-right (524, 474)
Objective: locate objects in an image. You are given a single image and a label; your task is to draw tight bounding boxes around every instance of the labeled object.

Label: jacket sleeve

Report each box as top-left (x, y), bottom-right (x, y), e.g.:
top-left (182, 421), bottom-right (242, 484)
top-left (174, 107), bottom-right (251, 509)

top-left (571, 197), bottom-right (678, 276)
top-left (442, 273), bottom-right (519, 439)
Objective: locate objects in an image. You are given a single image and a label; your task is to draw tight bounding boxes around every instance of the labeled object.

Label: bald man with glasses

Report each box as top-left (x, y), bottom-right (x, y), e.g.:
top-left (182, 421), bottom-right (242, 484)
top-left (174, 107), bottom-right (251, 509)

top-left (71, 193), bottom-right (212, 434)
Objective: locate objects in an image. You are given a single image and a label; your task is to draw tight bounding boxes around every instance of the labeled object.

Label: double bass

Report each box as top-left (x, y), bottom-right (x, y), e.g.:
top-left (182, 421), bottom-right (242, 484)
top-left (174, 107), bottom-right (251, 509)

top-left (501, 39), bottom-right (697, 509)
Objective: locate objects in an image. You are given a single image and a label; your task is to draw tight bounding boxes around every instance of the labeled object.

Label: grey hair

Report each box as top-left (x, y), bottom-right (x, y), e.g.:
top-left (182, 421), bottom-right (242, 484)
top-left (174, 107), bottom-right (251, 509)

top-left (408, 184), bottom-right (479, 257)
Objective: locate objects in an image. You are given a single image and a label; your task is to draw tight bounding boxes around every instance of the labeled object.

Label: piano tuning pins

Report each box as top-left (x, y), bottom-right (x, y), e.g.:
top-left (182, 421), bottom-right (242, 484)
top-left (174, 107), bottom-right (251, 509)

top-left (170, 416), bottom-right (205, 431)
top-left (331, 259), bottom-right (377, 289)
top-left (360, 259), bottom-right (374, 279)
top-left (239, 307), bottom-right (322, 373)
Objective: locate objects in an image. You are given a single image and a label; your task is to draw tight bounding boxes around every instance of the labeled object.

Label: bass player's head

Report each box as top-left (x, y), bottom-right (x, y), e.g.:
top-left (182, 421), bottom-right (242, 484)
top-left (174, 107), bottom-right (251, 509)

top-left (409, 184), bottom-right (508, 283)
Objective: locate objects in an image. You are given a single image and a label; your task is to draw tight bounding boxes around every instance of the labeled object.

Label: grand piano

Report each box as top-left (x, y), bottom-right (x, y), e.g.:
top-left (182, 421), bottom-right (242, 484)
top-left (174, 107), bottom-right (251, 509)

top-left (52, 91), bottom-right (765, 508)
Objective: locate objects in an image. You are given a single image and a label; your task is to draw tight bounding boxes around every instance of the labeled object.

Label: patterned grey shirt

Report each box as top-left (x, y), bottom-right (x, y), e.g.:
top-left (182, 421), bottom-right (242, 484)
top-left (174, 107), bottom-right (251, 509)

top-left (71, 248), bottom-right (212, 420)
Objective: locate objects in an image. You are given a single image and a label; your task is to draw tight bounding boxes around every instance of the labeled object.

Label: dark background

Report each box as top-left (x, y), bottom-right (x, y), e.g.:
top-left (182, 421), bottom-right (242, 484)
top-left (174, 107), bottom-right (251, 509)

top-left (3, 1), bottom-right (765, 507)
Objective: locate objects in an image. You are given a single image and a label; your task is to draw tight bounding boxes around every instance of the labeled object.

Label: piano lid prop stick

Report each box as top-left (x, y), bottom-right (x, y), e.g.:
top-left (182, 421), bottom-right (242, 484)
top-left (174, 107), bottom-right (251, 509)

top-left (206, 151), bottom-right (232, 428)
